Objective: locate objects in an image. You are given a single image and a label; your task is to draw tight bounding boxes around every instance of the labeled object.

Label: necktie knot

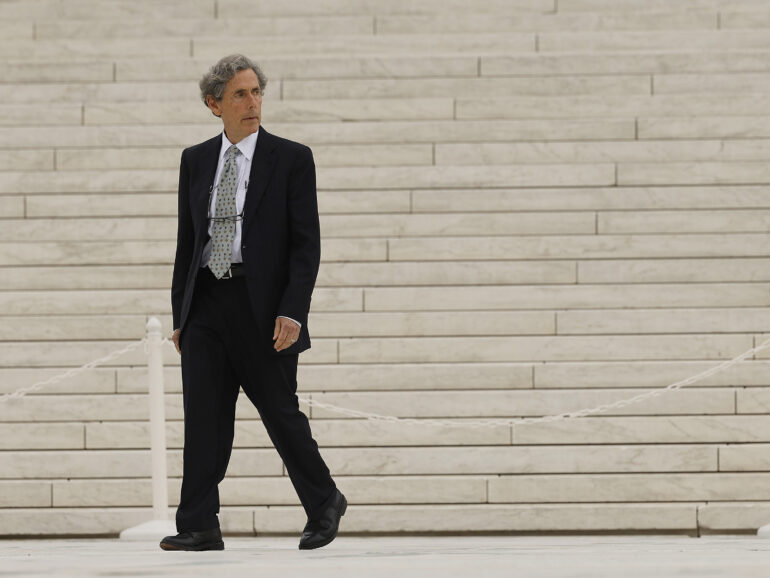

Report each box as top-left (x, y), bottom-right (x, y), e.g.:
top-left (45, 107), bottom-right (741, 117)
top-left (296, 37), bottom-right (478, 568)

top-left (226, 144), bottom-right (240, 162)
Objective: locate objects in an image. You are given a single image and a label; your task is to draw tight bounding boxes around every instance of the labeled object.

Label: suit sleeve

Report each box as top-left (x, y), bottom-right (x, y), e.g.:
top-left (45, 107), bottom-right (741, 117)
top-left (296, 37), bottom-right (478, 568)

top-left (171, 149), bottom-right (193, 331)
top-left (277, 145), bottom-right (321, 326)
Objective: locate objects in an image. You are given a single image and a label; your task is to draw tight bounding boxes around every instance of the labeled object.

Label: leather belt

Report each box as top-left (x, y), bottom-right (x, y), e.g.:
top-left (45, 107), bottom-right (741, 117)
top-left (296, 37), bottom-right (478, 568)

top-left (205, 263), bottom-right (244, 280)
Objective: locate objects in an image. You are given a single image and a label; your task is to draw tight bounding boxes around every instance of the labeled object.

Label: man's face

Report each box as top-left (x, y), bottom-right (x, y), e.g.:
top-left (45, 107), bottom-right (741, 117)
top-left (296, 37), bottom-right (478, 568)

top-left (207, 68), bottom-right (262, 144)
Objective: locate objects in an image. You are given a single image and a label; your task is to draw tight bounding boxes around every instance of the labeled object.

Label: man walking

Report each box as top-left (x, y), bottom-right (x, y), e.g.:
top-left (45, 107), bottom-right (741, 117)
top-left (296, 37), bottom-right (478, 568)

top-left (161, 54), bottom-right (346, 551)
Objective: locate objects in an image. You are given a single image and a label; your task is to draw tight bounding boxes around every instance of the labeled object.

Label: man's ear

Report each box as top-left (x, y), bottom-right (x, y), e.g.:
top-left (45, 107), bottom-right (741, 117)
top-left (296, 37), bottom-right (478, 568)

top-left (206, 94), bottom-right (222, 118)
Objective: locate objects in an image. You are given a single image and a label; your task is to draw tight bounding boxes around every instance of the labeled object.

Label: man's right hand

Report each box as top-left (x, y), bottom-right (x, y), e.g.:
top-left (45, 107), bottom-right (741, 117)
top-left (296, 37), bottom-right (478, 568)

top-left (172, 329), bottom-right (181, 354)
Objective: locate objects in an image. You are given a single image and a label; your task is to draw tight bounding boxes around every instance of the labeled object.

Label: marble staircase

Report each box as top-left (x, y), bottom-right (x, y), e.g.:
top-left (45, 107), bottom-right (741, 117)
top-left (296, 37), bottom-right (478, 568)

top-left (1, 0), bottom-right (770, 536)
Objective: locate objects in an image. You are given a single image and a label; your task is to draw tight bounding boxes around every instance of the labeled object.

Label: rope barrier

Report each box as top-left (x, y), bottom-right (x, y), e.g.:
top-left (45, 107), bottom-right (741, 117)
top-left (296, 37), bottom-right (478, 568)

top-left (0, 339), bottom-right (148, 403)
top-left (3, 335), bottom-right (770, 430)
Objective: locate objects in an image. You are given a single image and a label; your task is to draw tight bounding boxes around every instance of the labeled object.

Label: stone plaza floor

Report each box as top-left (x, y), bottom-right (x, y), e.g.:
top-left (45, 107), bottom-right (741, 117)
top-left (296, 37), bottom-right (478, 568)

top-left (2, 535), bottom-right (770, 577)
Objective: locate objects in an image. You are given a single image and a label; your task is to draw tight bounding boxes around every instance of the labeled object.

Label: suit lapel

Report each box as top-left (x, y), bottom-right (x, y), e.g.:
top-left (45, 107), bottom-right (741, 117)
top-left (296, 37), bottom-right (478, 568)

top-left (242, 127), bottom-right (277, 236)
top-left (192, 134), bottom-right (222, 230)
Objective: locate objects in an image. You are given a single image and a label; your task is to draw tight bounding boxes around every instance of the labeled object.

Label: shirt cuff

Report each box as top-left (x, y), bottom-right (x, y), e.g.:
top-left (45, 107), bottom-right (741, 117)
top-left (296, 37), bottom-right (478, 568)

top-left (278, 316), bottom-right (302, 329)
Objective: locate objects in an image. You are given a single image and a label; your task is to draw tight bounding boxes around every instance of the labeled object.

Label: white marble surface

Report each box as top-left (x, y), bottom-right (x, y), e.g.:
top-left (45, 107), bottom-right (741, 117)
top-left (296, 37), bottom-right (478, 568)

top-left (8, 535), bottom-right (770, 578)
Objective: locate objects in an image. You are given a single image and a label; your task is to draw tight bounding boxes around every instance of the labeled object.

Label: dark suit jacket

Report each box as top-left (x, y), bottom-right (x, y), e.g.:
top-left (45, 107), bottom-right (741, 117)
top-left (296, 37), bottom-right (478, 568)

top-left (171, 127), bottom-right (320, 355)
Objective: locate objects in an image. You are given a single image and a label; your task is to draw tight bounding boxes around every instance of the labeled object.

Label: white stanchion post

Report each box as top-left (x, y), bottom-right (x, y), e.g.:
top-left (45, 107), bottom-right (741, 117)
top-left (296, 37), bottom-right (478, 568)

top-left (120, 317), bottom-right (176, 541)
top-left (147, 316), bottom-right (169, 521)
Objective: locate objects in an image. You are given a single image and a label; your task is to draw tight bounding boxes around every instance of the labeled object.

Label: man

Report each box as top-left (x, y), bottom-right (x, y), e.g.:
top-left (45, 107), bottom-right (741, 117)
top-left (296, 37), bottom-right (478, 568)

top-left (161, 54), bottom-right (346, 552)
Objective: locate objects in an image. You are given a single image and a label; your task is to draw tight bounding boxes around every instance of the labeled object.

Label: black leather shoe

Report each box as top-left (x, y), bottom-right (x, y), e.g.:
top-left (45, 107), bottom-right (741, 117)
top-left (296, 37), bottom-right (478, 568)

top-left (159, 528), bottom-right (224, 551)
top-left (299, 490), bottom-right (347, 550)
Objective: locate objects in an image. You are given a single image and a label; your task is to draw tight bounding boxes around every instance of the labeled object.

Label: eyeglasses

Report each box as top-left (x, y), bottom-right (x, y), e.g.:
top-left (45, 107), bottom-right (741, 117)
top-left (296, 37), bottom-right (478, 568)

top-left (207, 184), bottom-right (244, 223)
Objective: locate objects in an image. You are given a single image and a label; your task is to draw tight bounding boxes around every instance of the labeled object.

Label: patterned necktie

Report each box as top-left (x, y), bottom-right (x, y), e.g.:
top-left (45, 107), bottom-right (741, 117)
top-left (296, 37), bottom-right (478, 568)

top-left (209, 144), bottom-right (241, 278)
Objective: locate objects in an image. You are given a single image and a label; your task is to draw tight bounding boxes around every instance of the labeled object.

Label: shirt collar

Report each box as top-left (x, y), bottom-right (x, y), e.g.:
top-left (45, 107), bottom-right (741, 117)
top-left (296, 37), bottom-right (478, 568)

top-left (220, 128), bottom-right (259, 163)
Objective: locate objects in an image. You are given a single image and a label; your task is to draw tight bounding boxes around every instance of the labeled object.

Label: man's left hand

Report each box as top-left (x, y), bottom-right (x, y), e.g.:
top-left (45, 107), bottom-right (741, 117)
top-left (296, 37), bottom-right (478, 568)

top-left (273, 317), bottom-right (300, 351)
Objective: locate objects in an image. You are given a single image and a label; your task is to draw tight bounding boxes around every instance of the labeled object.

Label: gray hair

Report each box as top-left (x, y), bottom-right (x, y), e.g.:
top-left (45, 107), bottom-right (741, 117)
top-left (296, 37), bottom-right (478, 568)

top-left (199, 54), bottom-right (268, 107)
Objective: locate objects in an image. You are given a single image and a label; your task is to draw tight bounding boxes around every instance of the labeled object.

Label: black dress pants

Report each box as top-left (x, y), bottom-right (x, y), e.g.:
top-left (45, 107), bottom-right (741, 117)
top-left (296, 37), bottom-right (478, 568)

top-left (175, 267), bottom-right (336, 532)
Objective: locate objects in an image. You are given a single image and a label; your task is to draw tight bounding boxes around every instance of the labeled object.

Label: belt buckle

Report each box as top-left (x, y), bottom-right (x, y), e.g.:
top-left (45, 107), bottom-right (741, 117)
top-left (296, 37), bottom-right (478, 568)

top-left (222, 267), bottom-right (233, 279)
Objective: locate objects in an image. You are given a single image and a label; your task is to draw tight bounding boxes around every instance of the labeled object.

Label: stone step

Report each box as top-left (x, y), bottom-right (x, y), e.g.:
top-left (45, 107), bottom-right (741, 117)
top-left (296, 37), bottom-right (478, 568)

top-left (0, 386), bottom-right (740, 423)
top-left (0, 21), bottom-right (32, 40)
top-left (617, 161), bottom-right (770, 186)
top-left (538, 29), bottom-right (770, 51)
top-left (437, 140), bottom-right (770, 164)
top-left (308, 388), bottom-right (736, 418)
top-left (0, 163), bottom-right (619, 193)
top-left (108, 51), bottom-right (770, 83)
top-left (556, 308), bottom-right (770, 334)
top-left (11, 186), bottom-right (770, 219)
top-left (578, 257), bottom-right (770, 283)
top-left (0, 196), bottom-right (23, 217)
top-left (0, 38), bottom-right (192, 59)
top-left (23, 190), bottom-right (411, 218)
top-left (387, 233), bottom-right (770, 261)
top-left (3, 258), bottom-right (763, 291)
top-left (281, 76), bottom-right (650, 100)
top-left (0, 367), bottom-right (116, 395)
top-left (0, 105), bottom-right (82, 127)
top-left (411, 185), bottom-right (770, 212)
top-left (82, 99), bottom-right (454, 125)
top-left (722, 433), bottom-right (770, 472)
top-left (598, 210), bottom-right (770, 234)
top-left (116, 55), bottom-right (478, 82)
top-left (83, 420), bottom-right (509, 450)
top-left (0, 0), bottom-right (214, 19)
top-left (0, 211), bottom-right (599, 241)
top-left (0, 288), bottom-right (361, 316)
top-left (0, 448), bottom-right (274, 478)
top-left (2, 234), bottom-right (769, 269)
top-left (216, 0), bottom-right (555, 17)
top-left (490, 473), bottom-right (770, 502)
top-left (0, 239), bottom-right (384, 265)
top-left (191, 33), bottom-right (536, 59)
top-left (0, 310), bottom-right (557, 340)
top-left (376, 10), bottom-right (718, 33)
top-left (0, 61), bottom-right (114, 83)
top-left (3, 356), bottom-right (765, 397)
top-left (8, 138), bottom-right (769, 174)
top-left (363, 283), bottom-right (770, 311)
top-left (37, 16), bottom-right (374, 38)
top-left (124, 359), bottom-right (770, 393)
top-left (334, 335), bottom-right (755, 364)
top-left (699, 502), bottom-right (770, 532)
top-left (722, 11), bottom-right (770, 28)
top-left (27, 473), bottom-right (770, 509)
top-left (3, 308), bottom-right (770, 341)
top-left (0, 444), bottom-right (722, 478)
top-left (6, 283), bottom-right (764, 316)
top-left (5, 415), bottom-right (765, 451)
top-left (48, 144), bottom-right (435, 171)
top-left (0, 56), bottom-right (476, 84)
top-left (0, 338), bottom-right (336, 367)
top-left (54, 475), bottom-right (487, 507)
top-left (480, 52), bottom-right (770, 75)
top-left (558, 0), bottom-right (768, 11)
top-left (639, 115), bottom-right (770, 139)
top-left (0, 362), bottom-right (532, 395)
top-left (25, 10), bottom-right (730, 40)
top-left (0, 119), bottom-right (635, 147)
top-left (0, 503), bottom-right (712, 536)
top-left (0, 149), bottom-right (55, 170)
top-left (655, 72), bottom-right (770, 94)
top-left (0, 78), bottom-right (661, 105)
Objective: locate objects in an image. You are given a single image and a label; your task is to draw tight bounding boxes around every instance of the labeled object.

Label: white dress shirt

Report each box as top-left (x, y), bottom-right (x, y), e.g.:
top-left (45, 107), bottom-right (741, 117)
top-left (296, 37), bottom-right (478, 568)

top-left (201, 129), bottom-right (257, 267)
top-left (199, 129), bottom-right (300, 330)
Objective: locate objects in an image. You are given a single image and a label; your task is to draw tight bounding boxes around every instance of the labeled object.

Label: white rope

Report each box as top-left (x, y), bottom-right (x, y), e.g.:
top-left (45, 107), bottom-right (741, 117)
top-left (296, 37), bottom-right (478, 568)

top-left (4, 334), bottom-right (768, 429)
top-left (292, 336), bottom-right (770, 429)
top-left (0, 339), bottom-right (148, 403)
